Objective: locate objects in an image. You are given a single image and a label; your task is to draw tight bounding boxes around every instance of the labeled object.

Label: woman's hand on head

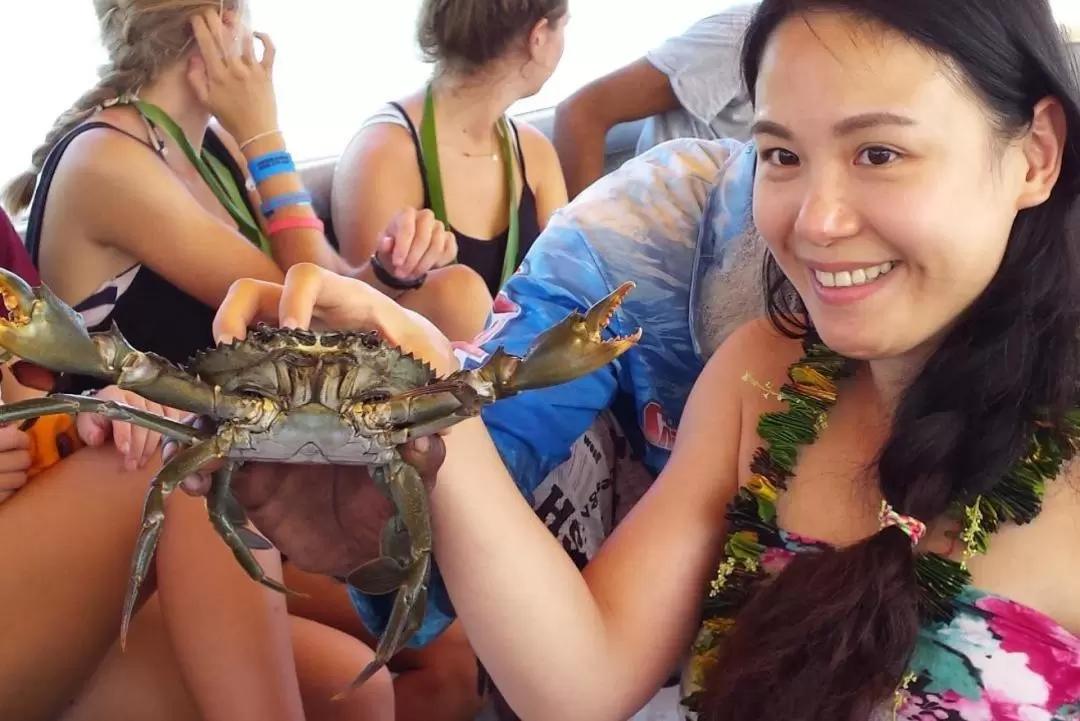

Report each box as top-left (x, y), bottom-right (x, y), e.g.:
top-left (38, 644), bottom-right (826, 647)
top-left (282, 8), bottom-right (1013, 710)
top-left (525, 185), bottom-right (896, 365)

top-left (213, 262), bottom-right (460, 375)
top-left (76, 386), bottom-right (191, 471)
top-left (187, 8), bottom-right (279, 145)
top-left (374, 208), bottom-right (458, 281)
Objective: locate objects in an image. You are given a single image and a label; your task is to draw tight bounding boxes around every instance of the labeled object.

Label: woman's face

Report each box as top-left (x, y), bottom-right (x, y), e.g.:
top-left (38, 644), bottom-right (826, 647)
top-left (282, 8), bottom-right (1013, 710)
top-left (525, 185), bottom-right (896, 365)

top-left (750, 11), bottom-right (1058, 362)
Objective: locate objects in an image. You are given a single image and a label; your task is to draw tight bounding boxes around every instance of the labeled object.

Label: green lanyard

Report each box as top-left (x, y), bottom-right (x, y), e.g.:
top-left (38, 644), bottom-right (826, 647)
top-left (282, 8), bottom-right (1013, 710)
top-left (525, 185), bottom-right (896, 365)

top-left (420, 83), bottom-right (520, 289)
top-left (132, 101), bottom-right (271, 255)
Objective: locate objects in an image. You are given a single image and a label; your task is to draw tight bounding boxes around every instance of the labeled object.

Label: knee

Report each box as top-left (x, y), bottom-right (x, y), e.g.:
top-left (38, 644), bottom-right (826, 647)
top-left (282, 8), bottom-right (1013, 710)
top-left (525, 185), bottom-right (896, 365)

top-left (412, 264), bottom-right (494, 341)
top-left (402, 629), bottom-right (485, 718)
top-left (427, 264), bottom-right (493, 310)
top-left (333, 664), bottom-right (395, 721)
top-left (292, 620), bottom-right (396, 721)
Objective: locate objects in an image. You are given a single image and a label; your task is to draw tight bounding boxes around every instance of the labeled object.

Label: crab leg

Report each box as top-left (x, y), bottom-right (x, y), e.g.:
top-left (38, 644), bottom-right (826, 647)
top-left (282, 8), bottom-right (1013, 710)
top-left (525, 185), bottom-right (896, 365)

top-left (348, 281), bottom-right (642, 440)
top-left (206, 461), bottom-right (293, 593)
top-left (335, 451), bottom-right (432, 699)
top-left (0, 268), bottom-right (259, 422)
top-left (0, 394), bottom-right (207, 445)
top-left (120, 435), bottom-right (231, 649)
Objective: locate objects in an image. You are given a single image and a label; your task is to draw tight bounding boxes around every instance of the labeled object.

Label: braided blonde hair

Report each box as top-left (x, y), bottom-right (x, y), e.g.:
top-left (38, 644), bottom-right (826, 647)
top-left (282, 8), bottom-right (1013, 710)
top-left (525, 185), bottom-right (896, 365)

top-left (1, 0), bottom-right (240, 215)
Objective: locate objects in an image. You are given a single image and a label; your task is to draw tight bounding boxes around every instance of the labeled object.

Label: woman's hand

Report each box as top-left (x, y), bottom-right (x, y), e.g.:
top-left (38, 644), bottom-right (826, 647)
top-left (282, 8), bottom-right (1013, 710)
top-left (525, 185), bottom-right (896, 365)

top-left (76, 386), bottom-right (191, 470)
top-left (213, 262), bottom-right (459, 375)
top-left (373, 208), bottom-right (458, 282)
top-left (0, 420), bottom-right (30, 505)
top-left (187, 9), bottom-right (279, 145)
top-left (175, 263), bottom-right (458, 575)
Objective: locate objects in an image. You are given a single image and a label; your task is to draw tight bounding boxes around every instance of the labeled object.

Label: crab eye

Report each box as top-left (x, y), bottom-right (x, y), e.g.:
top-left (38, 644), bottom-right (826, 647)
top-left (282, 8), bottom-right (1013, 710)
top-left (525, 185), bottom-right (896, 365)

top-left (234, 381), bottom-right (275, 397)
top-left (354, 389), bottom-right (392, 404)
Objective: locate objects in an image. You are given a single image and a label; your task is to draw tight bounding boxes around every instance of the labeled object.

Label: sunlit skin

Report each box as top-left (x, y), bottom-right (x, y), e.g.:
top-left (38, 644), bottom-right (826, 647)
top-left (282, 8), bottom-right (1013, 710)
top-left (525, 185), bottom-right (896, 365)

top-left (749, 12), bottom-right (1061, 387)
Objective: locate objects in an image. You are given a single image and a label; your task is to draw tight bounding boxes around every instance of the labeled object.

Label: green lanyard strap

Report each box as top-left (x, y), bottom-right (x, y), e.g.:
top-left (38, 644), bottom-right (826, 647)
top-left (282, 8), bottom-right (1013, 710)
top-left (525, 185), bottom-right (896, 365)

top-left (132, 101), bottom-right (271, 256)
top-left (420, 84), bottom-right (520, 289)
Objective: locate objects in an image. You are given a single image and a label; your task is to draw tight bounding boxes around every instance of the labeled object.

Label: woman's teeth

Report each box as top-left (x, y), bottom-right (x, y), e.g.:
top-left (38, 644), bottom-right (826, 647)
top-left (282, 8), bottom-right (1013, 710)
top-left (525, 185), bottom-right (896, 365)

top-left (814, 261), bottom-right (894, 288)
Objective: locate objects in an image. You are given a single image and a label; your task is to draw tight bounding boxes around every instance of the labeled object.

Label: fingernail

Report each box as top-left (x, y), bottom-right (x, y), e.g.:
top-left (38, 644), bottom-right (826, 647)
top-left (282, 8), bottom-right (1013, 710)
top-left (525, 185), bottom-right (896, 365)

top-left (121, 442), bottom-right (129, 455)
top-left (217, 335), bottom-right (235, 346)
top-left (414, 436), bottom-right (430, 453)
top-left (281, 317), bottom-right (298, 329)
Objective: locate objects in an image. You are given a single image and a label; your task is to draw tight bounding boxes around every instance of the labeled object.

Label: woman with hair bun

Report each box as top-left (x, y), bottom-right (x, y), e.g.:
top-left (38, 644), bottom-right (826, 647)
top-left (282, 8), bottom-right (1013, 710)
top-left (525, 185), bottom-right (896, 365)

top-left (332, 0), bottom-right (571, 318)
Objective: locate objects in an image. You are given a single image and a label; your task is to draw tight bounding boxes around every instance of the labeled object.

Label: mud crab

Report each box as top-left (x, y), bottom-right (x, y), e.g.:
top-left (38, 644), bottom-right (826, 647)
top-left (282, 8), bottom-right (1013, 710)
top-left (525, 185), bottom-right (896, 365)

top-left (0, 268), bottom-right (640, 695)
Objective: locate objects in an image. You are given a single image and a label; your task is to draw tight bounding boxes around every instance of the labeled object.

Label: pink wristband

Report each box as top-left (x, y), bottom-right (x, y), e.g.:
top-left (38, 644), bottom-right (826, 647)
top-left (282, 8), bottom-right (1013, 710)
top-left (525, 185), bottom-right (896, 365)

top-left (266, 215), bottom-right (325, 236)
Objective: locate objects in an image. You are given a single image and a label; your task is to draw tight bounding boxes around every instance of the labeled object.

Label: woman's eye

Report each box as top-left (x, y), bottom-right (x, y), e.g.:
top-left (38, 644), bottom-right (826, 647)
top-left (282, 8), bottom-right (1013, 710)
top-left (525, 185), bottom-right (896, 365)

top-left (857, 147), bottom-right (899, 166)
top-left (761, 148), bottom-right (800, 166)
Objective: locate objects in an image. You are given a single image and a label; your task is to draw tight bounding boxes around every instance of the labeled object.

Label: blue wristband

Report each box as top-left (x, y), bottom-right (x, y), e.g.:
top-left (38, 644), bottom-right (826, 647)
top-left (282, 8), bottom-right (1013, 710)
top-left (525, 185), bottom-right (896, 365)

top-left (260, 190), bottom-right (313, 218)
top-left (248, 150), bottom-right (295, 185)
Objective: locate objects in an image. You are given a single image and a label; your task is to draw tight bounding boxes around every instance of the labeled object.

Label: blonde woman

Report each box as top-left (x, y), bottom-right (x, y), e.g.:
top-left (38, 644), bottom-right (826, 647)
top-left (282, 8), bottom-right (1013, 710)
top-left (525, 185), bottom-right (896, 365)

top-left (0, 2), bottom-right (472, 719)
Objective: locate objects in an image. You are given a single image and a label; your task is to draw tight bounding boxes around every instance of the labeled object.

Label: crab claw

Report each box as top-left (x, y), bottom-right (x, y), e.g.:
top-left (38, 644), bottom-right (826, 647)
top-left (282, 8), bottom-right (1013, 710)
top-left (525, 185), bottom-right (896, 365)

top-left (480, 281), bottom-right (642, 396)
top-left (0, 267), bottom-right (114, 377)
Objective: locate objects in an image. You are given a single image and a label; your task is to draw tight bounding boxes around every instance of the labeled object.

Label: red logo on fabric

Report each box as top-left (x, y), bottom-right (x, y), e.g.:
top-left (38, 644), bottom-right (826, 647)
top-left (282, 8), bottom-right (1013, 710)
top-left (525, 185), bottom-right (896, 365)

top-left (642, 401), bottom-right (677, 450)
top-left (473, 292), bottom-right (523, 347)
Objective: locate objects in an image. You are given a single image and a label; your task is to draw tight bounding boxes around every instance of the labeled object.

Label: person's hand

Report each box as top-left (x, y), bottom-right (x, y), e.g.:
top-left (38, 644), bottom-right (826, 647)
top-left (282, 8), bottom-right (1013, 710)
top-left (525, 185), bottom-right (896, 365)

top-left (373, 208), bottom-right (457, 282)
top-left (0, 421), bottom-right (30, 505)
top-left (178, 437), bottom-right (447, 578)
top-left (214, 262), bottom-right (459, 375)
top-left (186, 9), bottom-right (279, 145)
top-left (177, 262), bottom-right (460, 576)
top-left (76, 385), bottom-right (191, 470)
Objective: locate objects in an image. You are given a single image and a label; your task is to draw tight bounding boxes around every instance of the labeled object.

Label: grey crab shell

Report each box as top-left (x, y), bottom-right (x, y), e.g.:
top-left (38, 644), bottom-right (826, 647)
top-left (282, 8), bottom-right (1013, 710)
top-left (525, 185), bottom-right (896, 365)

top-left (184, 324), bottom-right (440, 466)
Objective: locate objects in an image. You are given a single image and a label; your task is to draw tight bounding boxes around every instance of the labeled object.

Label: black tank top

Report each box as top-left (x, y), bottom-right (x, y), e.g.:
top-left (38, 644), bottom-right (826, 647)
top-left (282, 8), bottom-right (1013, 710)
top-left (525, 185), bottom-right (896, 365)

top-left (388, 103), bottom-right (543, 296)
top-left (24, 121), bottom-right (258, 393)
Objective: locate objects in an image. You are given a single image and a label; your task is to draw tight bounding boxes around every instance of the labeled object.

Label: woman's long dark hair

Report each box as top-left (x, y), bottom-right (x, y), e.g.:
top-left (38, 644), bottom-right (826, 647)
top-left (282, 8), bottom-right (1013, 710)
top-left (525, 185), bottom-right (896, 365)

top-left (701, 1), bottom-right (1080, 719)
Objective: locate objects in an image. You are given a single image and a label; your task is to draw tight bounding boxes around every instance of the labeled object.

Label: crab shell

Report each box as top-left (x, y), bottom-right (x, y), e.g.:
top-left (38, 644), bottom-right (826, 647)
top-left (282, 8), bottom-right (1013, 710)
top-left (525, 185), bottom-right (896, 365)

top-left (183, 324), bottom-right (443, 466)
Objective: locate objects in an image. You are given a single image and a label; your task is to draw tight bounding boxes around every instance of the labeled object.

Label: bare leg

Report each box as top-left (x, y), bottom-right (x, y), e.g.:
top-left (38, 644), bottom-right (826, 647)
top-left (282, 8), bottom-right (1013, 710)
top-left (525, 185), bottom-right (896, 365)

top-left (0, 444), bottom-right (162, 721)
top-left (291, 615), bottom-right (395, 721)
top-left (63, 595), bottom-right (397, 721)
top-left (155, 480), bottom-right (308, 721)
top-left (399, 264), bottom-right (493, 342)
top-left (285, 567), bottom-right (483, 721)
top-left (60, 595), bottom-right (201, 721)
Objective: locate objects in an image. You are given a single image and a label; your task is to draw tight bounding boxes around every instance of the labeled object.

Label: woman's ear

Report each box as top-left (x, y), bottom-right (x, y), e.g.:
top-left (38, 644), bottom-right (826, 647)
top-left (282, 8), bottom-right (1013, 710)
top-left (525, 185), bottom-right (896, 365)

top-left (527, 18), bottom-right (551, 58)
top-left (1015, 95), bottom-right (1067, 210)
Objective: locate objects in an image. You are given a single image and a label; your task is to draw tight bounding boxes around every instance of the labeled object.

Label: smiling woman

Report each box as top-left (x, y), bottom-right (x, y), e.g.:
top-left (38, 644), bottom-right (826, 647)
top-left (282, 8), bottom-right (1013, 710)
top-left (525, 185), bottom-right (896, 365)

top-left (188, 1), bottom-right (1080, 720)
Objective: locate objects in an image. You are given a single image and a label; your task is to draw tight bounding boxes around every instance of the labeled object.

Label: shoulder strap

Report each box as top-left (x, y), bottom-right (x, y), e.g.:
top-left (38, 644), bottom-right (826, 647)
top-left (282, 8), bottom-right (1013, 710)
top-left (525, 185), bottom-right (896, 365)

top-left (420, 84), bottom-right (520, 289)
top-left (506, 118), bottom-right (527, 175)
top-left (202, 130), bottom-right (266, 247)
top-left (24, 121), bottom-right (151, 263)
top-left (133, 101), bottom-right (270, 255)
top-left (496, 116), bottom-right (519, 288)
top-left (419, 88), bottom-right (449, 225)
top-left (387, 101), bottom-right (432, 209)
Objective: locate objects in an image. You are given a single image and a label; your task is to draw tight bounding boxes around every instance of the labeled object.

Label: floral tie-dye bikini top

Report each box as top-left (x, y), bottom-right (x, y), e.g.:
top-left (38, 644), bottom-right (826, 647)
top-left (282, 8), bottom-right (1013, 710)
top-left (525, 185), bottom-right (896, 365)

top-left (759, 530), bottom-right (1080, 720)
top-left (681, 340), bottom-right (1080, 721)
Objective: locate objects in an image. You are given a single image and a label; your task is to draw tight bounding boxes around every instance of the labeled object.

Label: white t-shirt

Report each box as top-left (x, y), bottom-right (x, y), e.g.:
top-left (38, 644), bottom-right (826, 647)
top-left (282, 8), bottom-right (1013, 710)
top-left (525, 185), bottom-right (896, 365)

top-left (638, 4), bottom-right (758, 153)
top-left (639, 10), bottom-right (1080, 153)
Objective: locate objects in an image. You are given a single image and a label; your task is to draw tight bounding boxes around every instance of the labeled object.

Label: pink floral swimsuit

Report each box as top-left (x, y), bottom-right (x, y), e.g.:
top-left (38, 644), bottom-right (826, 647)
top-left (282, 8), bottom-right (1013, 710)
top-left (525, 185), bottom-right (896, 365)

top-left (764, 530), bottom-right (1080, 721)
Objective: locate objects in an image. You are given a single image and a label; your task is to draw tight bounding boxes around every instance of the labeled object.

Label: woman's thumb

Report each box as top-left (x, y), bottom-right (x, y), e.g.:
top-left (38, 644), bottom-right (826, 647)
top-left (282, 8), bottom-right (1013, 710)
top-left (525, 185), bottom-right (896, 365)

top-left (400, 434), bottom-right (446, 495)
top-left (76, 413), bottom-right (107, 446)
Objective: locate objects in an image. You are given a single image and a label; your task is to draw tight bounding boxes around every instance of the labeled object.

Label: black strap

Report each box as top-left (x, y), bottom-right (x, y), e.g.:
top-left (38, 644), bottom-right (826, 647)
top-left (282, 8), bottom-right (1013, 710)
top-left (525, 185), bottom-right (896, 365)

top-left (25, 121), bottom-right (157, 264)
top-left (387, 101), bottom-right (433, 209)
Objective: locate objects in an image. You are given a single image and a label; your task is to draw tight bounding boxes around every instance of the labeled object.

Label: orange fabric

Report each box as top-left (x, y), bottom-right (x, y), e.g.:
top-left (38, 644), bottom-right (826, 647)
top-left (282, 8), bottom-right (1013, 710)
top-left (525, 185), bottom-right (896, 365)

top-left (25, 413), bottom-right (85, 478)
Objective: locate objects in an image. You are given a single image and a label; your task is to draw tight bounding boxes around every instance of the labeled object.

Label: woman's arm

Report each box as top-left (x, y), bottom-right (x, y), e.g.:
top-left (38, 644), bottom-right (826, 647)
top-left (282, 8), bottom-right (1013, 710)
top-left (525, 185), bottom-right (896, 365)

top-left (430, 325), bottom-right (753, 721)
top-left (210, 121), bottom-right (351, 276)
top-left (60, 130), bottom-right (285, 310)
top-left (331, 124), bottom-right (458, 295)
